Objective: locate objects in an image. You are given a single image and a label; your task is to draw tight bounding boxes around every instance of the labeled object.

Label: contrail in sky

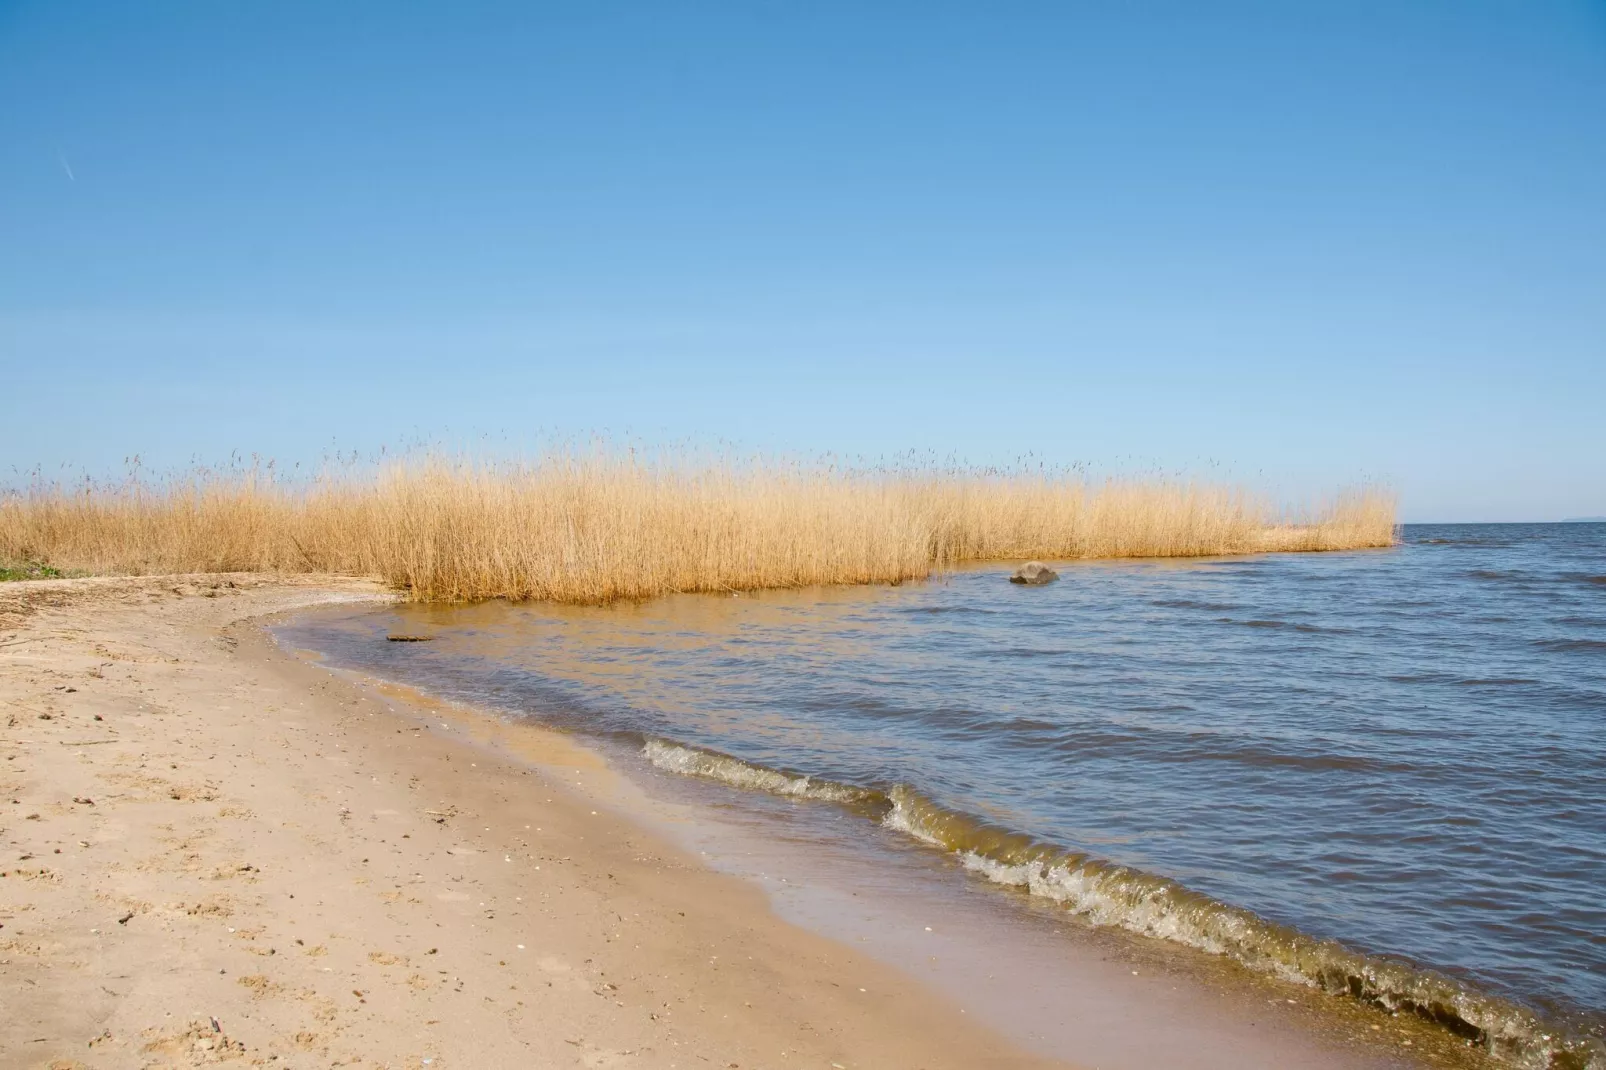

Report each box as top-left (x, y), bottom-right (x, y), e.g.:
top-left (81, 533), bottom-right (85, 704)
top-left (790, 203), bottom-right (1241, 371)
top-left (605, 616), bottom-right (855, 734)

top-left (58, 152), bottom-right (75, 181)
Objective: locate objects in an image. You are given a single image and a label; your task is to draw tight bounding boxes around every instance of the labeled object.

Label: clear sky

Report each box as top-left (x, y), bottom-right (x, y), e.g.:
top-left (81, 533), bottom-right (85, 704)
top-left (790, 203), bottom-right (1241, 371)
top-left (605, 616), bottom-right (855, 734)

top-left (2, 2), bottom-right (1603, 522)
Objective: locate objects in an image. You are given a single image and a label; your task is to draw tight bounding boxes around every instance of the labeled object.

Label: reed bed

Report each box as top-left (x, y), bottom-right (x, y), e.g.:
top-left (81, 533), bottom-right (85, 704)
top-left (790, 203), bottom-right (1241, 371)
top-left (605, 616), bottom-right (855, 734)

top-left (0, 455), bottom-right (1398, 603)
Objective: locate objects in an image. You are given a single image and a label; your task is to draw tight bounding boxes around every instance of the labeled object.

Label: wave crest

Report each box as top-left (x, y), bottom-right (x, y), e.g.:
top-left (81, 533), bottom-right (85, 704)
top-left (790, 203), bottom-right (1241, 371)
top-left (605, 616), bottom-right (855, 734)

top-left (642, 743), bottom-right (1603, 1068)
top-left (642, 740), bottom-right (885, 808)
top-left (882, 786), bottom-right (1603, 1070)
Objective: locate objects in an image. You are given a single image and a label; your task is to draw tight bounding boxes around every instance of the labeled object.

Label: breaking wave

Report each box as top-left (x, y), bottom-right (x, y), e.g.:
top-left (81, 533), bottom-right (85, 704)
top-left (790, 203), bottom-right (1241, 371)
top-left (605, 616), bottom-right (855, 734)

top-left (644, 740), bottom-right (1604, 1069)
top-left (882, 786), bottom-right (1603, 1069)
top-left (641, 739), bottom-right (887, 810)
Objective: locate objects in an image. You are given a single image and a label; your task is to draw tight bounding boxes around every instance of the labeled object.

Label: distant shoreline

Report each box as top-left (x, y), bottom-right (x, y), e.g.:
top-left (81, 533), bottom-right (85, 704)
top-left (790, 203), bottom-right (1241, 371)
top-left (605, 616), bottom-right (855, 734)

top-left (1, 451), bottom-right (1397, 604)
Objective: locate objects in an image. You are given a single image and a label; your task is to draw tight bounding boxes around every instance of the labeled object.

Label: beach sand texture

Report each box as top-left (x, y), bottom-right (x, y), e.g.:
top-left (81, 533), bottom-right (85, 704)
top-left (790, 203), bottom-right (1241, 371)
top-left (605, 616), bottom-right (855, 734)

top-left (0, 576), bottom-right (1457, 1070)
top-left (0, 577), bottom-right (1069, 1070)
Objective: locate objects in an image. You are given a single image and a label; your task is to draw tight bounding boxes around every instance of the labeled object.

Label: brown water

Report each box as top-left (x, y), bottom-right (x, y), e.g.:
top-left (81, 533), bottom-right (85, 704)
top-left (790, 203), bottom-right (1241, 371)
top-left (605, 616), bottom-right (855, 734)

top-left (275, 523), bottom-right (1606, 1068)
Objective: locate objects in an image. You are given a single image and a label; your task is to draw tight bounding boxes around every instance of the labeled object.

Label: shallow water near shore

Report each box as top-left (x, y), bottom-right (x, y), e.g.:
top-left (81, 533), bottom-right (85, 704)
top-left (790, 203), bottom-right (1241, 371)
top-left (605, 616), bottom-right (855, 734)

top-left (275, 523), bottom-right (1606, 1068)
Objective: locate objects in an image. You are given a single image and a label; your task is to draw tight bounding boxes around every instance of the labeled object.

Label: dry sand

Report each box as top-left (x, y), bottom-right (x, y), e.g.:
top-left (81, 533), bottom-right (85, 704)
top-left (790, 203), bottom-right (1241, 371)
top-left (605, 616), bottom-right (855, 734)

top-left (0, 576), bottom-right (1070, 1070)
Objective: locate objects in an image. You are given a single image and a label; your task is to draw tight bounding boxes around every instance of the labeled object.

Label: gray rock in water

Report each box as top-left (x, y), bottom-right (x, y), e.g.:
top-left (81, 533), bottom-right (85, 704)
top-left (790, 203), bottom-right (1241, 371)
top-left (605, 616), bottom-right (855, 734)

top-left (1010, 561), bottom-right (1058, 585)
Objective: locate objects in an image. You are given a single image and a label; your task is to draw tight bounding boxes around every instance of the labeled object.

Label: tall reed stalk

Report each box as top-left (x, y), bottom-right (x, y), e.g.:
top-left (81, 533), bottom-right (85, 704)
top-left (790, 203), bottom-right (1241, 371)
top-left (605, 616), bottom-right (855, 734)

top-left (0, 454), bottom-right (1398, 603)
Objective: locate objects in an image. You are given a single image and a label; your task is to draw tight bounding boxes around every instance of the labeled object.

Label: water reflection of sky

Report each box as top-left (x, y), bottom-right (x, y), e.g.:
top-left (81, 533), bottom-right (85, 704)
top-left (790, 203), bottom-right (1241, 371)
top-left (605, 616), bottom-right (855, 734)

top-left (276, 524), bottom-right (1606, 1028)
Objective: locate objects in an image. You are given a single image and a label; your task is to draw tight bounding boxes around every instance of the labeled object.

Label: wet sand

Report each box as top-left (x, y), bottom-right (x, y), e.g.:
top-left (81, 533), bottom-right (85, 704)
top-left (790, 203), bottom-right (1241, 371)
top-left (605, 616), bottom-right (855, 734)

top-left (0, 575), bottom-right (1072, 1069)
top-left (0, 576), bottom-right (1441, 1069)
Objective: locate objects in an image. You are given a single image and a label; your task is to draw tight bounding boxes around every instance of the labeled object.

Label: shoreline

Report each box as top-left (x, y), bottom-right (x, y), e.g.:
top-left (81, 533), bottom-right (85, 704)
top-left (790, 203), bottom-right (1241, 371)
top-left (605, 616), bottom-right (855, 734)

top-left (280, 592), bottom-right (1513, 1070)
top-left (1, 575), bottom-right (1066, 1069)
top-left (0, 456), bottom-right (1398, 605)
top-left (1, 575), bottom-right (1459, 1070)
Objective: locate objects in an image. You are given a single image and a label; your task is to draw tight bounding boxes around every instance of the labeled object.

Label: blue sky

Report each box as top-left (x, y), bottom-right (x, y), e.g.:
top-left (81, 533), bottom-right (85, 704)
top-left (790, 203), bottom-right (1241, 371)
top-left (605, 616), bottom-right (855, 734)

top-left (2, 2), bottom-right (1603, 522)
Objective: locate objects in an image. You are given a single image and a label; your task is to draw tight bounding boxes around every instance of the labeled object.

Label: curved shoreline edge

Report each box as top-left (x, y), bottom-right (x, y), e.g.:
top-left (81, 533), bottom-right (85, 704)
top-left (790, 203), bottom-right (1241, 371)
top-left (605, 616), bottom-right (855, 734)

top-left (0, 575), bottom-right (1068, 1070)
top-left (642, 739), bottom-right (1605, 1070)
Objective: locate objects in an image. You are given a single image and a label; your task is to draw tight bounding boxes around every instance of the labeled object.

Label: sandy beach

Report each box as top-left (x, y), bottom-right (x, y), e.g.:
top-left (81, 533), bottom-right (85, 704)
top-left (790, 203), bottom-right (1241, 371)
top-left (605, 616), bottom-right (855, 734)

top-left (0, 576), bottom-right (1072, 1070)
top-left (1, 573), bottom-right (1504, 1070)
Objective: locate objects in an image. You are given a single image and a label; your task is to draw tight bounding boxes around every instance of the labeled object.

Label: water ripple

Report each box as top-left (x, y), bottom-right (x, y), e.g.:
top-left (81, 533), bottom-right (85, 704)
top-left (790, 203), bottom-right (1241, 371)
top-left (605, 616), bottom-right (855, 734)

top-left (277, 522), bottom-right (1606, 1065)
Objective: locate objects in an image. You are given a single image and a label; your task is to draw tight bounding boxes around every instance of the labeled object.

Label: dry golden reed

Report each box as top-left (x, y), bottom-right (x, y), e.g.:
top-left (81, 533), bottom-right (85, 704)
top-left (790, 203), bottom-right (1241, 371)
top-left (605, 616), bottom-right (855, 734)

top-left (0, 453), bottom-right (1397, 603)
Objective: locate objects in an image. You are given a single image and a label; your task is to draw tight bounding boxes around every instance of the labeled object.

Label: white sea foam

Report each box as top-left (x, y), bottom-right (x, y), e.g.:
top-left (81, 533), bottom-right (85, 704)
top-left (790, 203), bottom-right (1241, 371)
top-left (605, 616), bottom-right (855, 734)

top-left (642, 739), bottom-right (876, 805)
top-left (880, 786), bottom-right (1597, 1069)
top-left (640, 751), bottom-right (1600, 1068)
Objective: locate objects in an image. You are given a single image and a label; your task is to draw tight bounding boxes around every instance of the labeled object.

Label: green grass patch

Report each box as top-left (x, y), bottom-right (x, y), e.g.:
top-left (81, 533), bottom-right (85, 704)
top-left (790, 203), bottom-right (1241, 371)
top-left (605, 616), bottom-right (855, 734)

top-left (0, 561), bottom-right (66, 582)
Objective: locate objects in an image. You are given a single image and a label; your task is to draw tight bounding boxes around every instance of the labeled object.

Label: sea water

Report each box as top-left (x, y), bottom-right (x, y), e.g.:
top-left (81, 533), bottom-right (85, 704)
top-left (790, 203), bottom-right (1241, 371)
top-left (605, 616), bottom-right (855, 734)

top-left (275, 523), bottom-right (1606, 1067)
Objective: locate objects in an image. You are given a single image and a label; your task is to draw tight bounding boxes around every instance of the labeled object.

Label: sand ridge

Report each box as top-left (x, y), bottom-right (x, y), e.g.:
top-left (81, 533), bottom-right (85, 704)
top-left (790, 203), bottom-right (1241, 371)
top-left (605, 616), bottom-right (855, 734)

top-left (0, 576), bottom-right (1067, 1070)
